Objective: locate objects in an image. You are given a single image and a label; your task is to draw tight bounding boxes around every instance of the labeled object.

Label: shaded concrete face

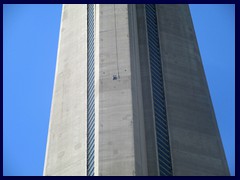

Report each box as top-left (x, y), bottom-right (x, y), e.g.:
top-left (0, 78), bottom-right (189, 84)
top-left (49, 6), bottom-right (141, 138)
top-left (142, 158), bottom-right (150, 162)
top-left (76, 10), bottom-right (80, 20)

top-left (129, 4), bottom-right (159, 176)
top-left (155, 4), bottom-right (230, 175)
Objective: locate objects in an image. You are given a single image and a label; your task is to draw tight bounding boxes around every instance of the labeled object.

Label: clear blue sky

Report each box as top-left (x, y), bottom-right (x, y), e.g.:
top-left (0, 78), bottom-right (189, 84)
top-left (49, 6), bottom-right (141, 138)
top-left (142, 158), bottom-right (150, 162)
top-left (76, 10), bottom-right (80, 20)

top-left (3, 4), bottom-right (235, 176)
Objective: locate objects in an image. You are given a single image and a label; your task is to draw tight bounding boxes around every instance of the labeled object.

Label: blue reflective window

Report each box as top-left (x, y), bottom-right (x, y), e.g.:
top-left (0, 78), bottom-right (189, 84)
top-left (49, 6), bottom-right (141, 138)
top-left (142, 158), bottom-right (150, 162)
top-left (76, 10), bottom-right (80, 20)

top-left (87, 4), bottom-right (95, 176)
top-left (145, 4), bottom-right (173, 176)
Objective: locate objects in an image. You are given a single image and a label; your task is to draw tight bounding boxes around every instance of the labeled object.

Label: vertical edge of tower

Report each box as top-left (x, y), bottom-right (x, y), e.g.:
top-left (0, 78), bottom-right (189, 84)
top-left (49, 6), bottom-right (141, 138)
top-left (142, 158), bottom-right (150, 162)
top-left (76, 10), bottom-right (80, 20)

top-left (156, 4), bottom-right (230, 175)
top-left (44, 4), bottom-right (88, 175)
top-left (186, 5), bottom-right (230, 175)
top-left (43, 4), bottom-right (64, 176)
top-left (94, 4), bottom-right (100, 176)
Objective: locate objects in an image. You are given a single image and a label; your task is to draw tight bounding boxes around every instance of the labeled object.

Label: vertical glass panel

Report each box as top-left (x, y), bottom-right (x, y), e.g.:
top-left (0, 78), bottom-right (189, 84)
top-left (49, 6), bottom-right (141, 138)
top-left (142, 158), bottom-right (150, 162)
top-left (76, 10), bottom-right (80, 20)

top-left (87, 4), bottom-right (95, 176)
top-left (145, 4), bottom-right (173, 176)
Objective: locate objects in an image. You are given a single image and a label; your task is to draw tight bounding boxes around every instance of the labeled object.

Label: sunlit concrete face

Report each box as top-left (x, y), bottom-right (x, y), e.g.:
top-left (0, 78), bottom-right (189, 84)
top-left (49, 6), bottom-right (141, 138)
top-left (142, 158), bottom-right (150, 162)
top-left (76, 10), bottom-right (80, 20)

top-left (44, 4), bottom-right (229, 176)
top-left (43, 5), bottom-right (88, 175)
top-left (97, 4), bottom-right (137, 176)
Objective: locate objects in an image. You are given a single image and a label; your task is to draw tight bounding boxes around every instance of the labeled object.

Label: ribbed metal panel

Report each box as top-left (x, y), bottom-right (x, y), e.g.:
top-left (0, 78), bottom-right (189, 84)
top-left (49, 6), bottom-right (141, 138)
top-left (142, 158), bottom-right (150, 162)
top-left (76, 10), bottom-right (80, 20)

top-left (87, 4), bottom-right (95, 176)
top-left (145, 4), bottom-right (173, 176)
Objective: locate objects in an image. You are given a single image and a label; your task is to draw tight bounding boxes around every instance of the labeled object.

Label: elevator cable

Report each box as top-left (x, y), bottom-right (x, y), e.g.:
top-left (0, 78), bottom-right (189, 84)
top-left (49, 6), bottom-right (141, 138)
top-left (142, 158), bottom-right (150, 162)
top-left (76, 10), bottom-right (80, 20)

top-left (113, 4), bottom-right (120, 79)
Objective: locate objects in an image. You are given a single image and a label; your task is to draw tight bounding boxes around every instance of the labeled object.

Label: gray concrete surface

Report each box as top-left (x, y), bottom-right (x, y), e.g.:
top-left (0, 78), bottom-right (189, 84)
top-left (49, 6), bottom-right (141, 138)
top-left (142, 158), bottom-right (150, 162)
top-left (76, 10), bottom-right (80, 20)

top-left (44, 5), bottom-right (88, 175)
top-left (98, 4), bottom-right (136, 176)
top-left (129, 4), bottom-right (159, 176)
top-left (156, 4), bottom-right (230, 175)
top-left (44, 4), bottom-right (230, 176)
